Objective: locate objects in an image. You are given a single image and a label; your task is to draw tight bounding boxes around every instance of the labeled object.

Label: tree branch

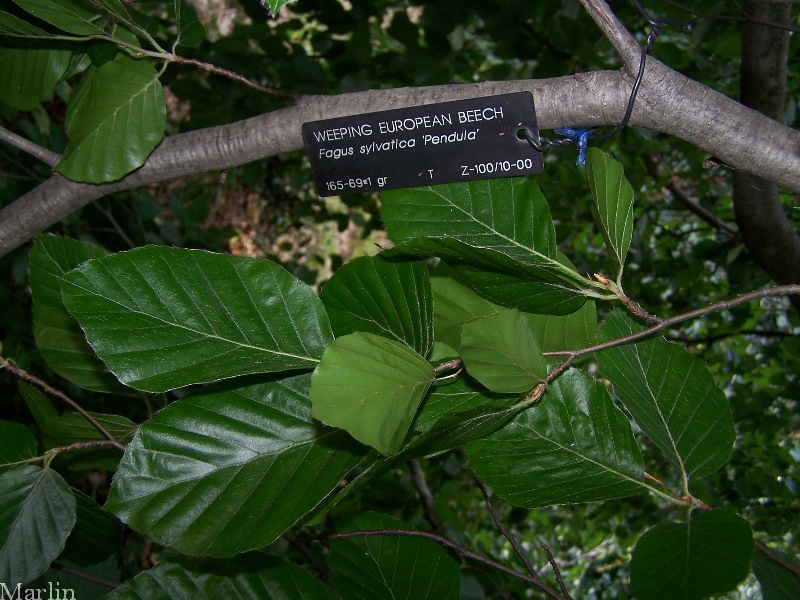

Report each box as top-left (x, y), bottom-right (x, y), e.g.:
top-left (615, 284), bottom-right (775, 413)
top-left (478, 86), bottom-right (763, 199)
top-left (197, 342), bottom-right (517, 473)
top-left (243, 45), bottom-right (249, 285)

top-left (1, 4), bottom-right (799, 257)
top-left (408, 459), bottom-right (445, 535)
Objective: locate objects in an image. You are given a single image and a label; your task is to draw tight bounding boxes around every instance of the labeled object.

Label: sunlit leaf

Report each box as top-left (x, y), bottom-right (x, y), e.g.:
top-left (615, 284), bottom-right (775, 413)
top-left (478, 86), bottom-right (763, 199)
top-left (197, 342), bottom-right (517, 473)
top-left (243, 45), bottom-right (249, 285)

top-left (105, 374), bottom-right (365, 557)
top-left (262, 0), bottom-right (293, 17)
top-left (330, 512), bottom-right (460, 600)
top-left (586, 147), bottom-right (634, 286)
top-left (597, 311), bottom-right (735, 480)
top-left (0, 465), bottom-right (76, 587)
top-left (56, 52), bottom-right (165, 183)
top-left (320, 254), bottom-right (433, 356)
top-left (61, 246), bottom-right (332, 392)
top-left (630, 510), bottom-right (754, 600)
top-left (468, 368), bottom-right (645, 507)
top-left (310, 332), bottom-right (434, 454)
top-left (460, 309), bottom-right (546, 393)
top-left (107, 553), bottom-right (334, 600)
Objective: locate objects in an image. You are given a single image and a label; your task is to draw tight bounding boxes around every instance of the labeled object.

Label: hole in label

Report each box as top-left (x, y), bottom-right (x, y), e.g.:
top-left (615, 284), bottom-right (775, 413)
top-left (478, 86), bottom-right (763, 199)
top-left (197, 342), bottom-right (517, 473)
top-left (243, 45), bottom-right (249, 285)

top-left (516, 128), bottom-right (528, 140)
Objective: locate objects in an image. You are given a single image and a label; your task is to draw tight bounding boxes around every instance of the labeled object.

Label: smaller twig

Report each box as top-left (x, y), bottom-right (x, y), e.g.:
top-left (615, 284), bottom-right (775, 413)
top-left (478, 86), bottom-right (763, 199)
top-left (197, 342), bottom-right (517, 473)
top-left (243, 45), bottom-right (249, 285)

top-left (93, 201), bottom-right (136, 248)
top-left (45, 440), bottom-right (125, 455)
top-left (283, 532), bottom-right (330, 579)
top-left (594, 273), bottom-right (663, 324)
top-left (474, 477), bottom-right (538, 579)
top-left (755, 540), bottom-right (800, 579)
top-left (330, 529), bottom-right (563, 600)
top-left (542, 285), bottom-right (800, 359)
top-left (408, 459), bottom-right (445, 535)
top-left (1, 357), bottom-right (126, 451)
top-left (0, 126), bottom-right (60, 167)
top-left (171, 56), bottom-right (295, 99)
top-left (539, 540), bottom-right (572, 600)
top-left (50, 562), bottom-right (119, 589)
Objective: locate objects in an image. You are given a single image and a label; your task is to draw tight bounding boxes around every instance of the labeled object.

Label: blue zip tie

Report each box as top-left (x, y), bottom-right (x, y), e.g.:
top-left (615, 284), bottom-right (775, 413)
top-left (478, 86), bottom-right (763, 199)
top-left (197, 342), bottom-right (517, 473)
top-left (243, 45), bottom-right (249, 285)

top-left (554, 127), bottom-right (591, 165)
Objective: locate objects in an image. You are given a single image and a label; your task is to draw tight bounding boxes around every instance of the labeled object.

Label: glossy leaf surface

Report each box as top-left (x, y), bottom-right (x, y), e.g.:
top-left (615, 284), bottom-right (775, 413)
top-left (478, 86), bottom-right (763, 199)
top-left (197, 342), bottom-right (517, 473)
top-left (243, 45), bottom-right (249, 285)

top-left (586, 147), bottom-right (634, 285)
top-left (61, 246), bottom-right (332, 392)
top-left (597, 311), bottom-right (735, 480)
top-left (460, 309), bottom-right (546, 393)
top-left (330, 512), bottom-right (460, 600)
top-left (10, 0), bottom-right (103, 36)
top-left (468, 368), bottom-right (645, 507)
top-left (29, 235), bottom-right (124, 392)
top-left (310, 332), bottom-right (434, 454)
top-left (0, 466), bottom-right (76, 587)
top-left (630, 510), bottom-right (754, 600)
top-left (105, 374), bottom-right (365, 556)
top-left (107, 553), bottom-right (333, 600)
top-left (320, 254), bottom-right (433, 356)
top-left (56, 52), bottom-right (165, 183)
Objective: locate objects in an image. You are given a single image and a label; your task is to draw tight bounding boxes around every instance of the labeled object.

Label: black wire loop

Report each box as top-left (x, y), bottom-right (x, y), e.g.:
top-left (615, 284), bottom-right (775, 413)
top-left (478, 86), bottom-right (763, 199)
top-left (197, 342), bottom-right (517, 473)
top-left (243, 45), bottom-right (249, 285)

top-left (526, 0), bottom-right (691, 163)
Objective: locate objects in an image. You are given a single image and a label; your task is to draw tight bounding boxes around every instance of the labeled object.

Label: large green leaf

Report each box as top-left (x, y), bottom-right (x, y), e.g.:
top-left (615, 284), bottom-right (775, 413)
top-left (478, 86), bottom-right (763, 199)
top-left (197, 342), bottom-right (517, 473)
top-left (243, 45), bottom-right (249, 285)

top-left (467, 368), bottom-right (645, 507)
top-left (320, 255), bottom-right (433, 356)
top-left (0, 465), bottom-right (77, 587)
top-left (330, 512), bottom-right (460, 600)
top-left (382, 178), bottom-right (611, 306)
top-left (105, 374), bottom-right (365, 557)
top-left (61, 246), bottom-right (333, 392)
top-left (0, 43), bottom-right (73, 110)
top-left (29, 235), bottom-right (126, 392)
top-left (597, 310), bottom-right (735, 481)
top-left (630, 510), bottom-right (754, 600)
top-left (753, 548), bottom-right (800, 600)
top-left (10, 0), bottom-right (104, 36)
top-left (56, 52), bottom-right (165, 183)
top-left (310, 332), bottom-right (434, 454)
top-left (106, 553), bottom-right (334, 600)
top-left (59, 490), bottom-right (121, 567)
top-left (0, 421), bottom-right (37, 473)
top-left (18, 381), bottom-right (136, 448)
top-left (586, 147), bottom-right (634, 286)
top-left (460, 309), bottom-right (547, 393)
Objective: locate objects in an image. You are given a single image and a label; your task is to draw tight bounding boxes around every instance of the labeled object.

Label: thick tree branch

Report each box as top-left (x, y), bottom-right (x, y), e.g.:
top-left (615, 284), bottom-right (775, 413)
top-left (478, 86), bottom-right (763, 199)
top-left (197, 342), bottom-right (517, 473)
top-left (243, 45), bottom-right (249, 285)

top-left (1, 3), bottom-right (799, 257)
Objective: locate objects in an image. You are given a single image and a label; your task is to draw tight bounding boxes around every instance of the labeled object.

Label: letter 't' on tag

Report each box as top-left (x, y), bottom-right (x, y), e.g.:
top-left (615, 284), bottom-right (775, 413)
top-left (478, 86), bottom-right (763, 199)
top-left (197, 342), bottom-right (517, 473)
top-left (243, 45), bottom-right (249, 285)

top-left (302, 92), bottom-right (543, 196)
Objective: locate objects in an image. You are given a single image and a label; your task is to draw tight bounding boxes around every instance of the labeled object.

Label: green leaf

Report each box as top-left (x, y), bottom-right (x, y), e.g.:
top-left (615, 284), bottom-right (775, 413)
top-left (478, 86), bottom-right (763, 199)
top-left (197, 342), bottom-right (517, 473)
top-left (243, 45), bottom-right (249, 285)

top-left (61, 246), bottom-right (333, 392)
top-left (0, 465), bottom-right (77, 587)
top-left (105, 374), bottom-right (365, 557)
top-left (0, 43), bottom-right (73, 110)
top-left (468, 368), bottom-right (645, 507)
top-left (0, 11), bottom-right (51, 38)
top-left (60, 490), bottom-right (121, 567)
top-left (460, 309), bottom-right (547, 393)
top-left (586, 147), bottom-right (634, 285)
top-left (263, 0), bottom-right (293, 17)
top-left (0, 421), bottom-right (37, 473)
top-left (174, 0), bottom-right (205, 47)
top-left (106, 553), bottom-right (334, 600)
top-left (431, 265), bottom-right (597, 353)
top-left (18, 380), bottom-right (137, 448)
top-left (630, 510), bottom-right (754, 600)
top-left (310, 332), bottom-right (434, 454)
top-left (413, 376), bottom-right (512, 434)
top-left (10, 0), bottom-right (104, 36)
top-left (29, 235), bottom-right (126, 392)
top-left (753, 548), bottom-right (800, 600)
top-left (597, 310), bottom-right (735, 480)
top-left (330, 512), bottom-right (460, 600)
top-left (320, 255), bottom-right (433, 356)
top-left (56, 52), bottom-right (165, 183)
top-left (382, 178), bottom-right (610, 306)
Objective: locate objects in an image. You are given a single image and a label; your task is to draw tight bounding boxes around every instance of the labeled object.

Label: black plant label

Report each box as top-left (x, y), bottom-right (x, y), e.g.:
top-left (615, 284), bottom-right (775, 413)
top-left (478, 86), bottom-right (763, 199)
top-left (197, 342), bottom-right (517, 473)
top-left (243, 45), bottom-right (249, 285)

top-left (302, 92), bottom-right (543, 196)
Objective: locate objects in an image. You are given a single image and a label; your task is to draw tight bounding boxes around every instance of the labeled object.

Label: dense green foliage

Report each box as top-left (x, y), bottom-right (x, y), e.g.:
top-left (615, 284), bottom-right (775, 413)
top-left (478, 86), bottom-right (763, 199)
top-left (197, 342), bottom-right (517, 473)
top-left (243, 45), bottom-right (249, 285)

top-left (1, 1), bottom-right (799, 598)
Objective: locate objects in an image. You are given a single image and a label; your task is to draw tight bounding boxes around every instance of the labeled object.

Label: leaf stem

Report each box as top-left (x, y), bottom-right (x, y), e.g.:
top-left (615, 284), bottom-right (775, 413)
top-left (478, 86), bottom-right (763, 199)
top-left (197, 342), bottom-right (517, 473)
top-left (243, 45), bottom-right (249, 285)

top-left (0, 357), bottom-right (126, 452)
top-left (330, 529), bottom-right (565, 600)
top-left (542, 285), bottom-right (800, 358)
